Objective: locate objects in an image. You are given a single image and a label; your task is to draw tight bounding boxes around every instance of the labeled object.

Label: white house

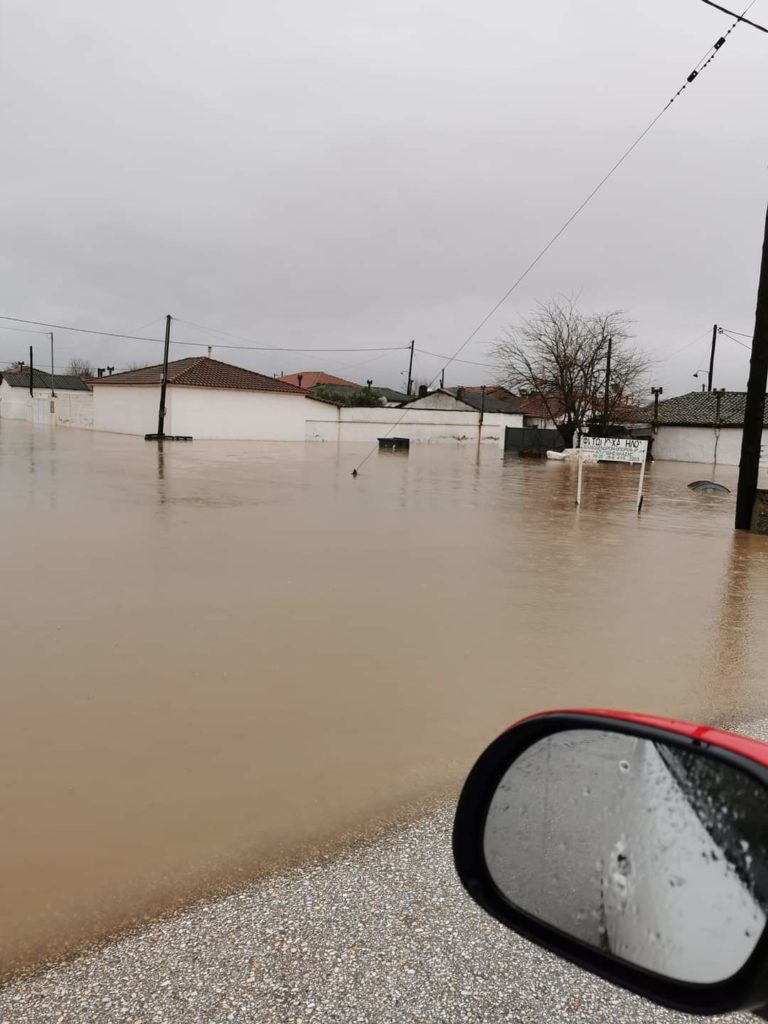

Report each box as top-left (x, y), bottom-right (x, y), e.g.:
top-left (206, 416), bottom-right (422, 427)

top-left (624, 391), bottom-right (768, 466)
top-left (0, 369), bottom-right (93, 428)
top-left (92, 356), bottom-right (339, 440)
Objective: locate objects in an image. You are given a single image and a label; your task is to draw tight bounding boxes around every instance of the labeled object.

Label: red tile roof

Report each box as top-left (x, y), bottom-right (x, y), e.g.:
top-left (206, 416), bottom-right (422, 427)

top-left (278, 371), bottom-right (359, 389)
top-left (92, 357), bottom-right (304, 394)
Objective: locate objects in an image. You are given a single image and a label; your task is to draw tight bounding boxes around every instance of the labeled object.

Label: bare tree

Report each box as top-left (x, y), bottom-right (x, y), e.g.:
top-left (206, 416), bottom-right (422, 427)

top-left (66, 357), bottom-right (96, 378)
top-left (493, 297), bottom-right (649, 447)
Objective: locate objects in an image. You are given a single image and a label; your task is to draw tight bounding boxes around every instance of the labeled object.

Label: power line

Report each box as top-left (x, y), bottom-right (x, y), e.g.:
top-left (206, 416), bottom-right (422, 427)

top-left (354, 2), bottom-right (757, 473)
top-left (720, 327), bottom-right (753, 337)
top-left (451, 1), bottom-right (756, 369)
top-left (0, 315), bottom-right (407, 354)
top-left (416, 347), bottom-right (497, 369)
top-left (655, 328), bottom-right (713, 362)
top-left (698, 0), bottom-right (768, 32)
top-left (351, 6), bottom-right (757, 473)
top-left (173, 318), bottom-right (281, 350)
top-left (720, 330), bottom-right (753, 350)
top-left (0, 324), bottom-right (51, 336)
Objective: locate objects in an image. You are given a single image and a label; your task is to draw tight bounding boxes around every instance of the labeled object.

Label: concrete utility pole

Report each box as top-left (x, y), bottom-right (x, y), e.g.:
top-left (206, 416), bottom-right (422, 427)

top-left (145, 314), bottom-right (192, 442)
top-left (735, 203), bottom-right (768, 530)
top-left (50, 332), bottom-right (55, 398)
top-left (406, 340), bottom-right (415, 397)
top-left (29, 346), bottom-right (33, 397)
top-left (156, 314), bottom-right (172, 438)
top-left (707, 324), bottom-right (718, 391)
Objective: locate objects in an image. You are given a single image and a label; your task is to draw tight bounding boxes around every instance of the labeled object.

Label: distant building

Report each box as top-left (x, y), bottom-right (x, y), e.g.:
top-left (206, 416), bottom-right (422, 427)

top-left (277, 371), bottom-right (359, 390)
top-left (622, 391), bottom-right (768, 466)
top-left (448, 386), bottom-right (562, 429)
top-left (402, 386), bottom-right (520, 414)
top-left (92, 357), bottom-right (338, 440)
top-left (0, 368), bottom-right (93, 428)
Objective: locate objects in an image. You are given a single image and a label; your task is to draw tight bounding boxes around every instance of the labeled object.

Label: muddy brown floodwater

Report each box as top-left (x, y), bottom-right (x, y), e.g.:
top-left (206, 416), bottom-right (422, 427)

top-left (2, 421), bottom-right (768, 978)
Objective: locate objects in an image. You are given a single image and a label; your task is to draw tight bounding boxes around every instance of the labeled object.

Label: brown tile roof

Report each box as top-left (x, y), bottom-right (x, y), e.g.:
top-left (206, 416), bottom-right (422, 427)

top-left (278, 371), bottom-right (360, 389)
top-left (92, 357), bottom-right (304, 394)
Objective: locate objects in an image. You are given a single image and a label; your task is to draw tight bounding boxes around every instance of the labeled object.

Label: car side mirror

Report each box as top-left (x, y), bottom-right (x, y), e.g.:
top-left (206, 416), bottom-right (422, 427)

top-left (453, 710), bottom-right (768, 1017)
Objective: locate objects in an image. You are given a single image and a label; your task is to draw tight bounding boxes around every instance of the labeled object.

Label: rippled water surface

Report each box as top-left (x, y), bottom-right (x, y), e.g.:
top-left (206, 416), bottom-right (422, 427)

top-left (2, 421), bottom-right (768, 975)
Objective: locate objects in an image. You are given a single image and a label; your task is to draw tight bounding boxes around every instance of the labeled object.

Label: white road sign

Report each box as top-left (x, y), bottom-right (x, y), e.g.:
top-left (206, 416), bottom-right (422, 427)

top-left (580, 436), bottom-right (648, 464)
top-left (576, 436), bottom-right (649, 512)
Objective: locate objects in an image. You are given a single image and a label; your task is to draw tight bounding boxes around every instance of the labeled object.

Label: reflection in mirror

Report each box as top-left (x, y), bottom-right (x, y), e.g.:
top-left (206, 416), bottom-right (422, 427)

top-left (483, 729), bottom-right (768, 984)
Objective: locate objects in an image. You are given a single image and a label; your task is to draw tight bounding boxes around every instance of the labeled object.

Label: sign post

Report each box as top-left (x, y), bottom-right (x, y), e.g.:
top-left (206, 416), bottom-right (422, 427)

top-left (577, 436), bottom-right (649, 513)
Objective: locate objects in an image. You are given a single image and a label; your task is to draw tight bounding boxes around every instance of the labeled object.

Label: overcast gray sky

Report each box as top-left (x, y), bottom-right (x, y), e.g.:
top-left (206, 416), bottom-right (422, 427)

top-left (1, 0), bottom-right (766, 393)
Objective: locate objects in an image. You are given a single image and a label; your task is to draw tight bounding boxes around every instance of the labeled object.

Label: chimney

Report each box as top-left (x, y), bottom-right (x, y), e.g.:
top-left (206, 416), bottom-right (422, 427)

top-left (97, 368), bottom-right (104, 378)
top-left (297, 373), bottom-right (303, 389)
top-left (207, 346), bottom-right (212, 358)
top-left (107, 366), bottom-right (114, 376)
top-left (456, 385), bottom-right (464, 402)
top-left (418, 384), bottom-right (428, 397)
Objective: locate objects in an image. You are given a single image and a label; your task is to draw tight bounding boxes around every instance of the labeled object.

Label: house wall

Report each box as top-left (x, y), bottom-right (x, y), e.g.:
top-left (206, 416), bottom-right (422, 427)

top-left (305, 407), bottom-right (523, 445)
top-left (169, 388), bottom-right (337, 440)
top-left (0, 381), bottom-right (93, 428)
top-left (93, 384), bottom-right (339, 439)
top-left (93, 384), bottom-right (163, 435)
top-left (652, 425), bottom-right (768, 466)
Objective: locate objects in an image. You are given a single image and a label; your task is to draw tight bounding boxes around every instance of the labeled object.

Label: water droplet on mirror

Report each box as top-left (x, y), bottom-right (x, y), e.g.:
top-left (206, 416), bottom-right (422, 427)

top-left (618, 760), bottom-right (630, 773)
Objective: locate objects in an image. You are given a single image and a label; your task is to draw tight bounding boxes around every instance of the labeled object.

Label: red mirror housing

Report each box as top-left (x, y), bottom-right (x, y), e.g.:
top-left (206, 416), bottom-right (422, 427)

top-left (453, 710), bottom-right (768, 1017)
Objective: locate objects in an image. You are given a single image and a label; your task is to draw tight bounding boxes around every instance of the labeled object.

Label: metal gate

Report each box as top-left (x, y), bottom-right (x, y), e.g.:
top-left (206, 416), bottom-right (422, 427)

top-left (504, 426), bottom-right (564, 453)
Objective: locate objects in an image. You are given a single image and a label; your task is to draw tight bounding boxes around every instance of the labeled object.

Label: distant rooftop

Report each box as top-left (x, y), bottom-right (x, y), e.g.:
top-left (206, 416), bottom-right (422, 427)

top-left (92, 357), bottom-right (304, 394)
top-left (278, 371), bottom-right (359, 389)
top-left (628, 391), bottom-right (768, 428)
top-left (402, 387), bottom-right (523, 414)
top-left (1, 369), bottom-right (91, 392)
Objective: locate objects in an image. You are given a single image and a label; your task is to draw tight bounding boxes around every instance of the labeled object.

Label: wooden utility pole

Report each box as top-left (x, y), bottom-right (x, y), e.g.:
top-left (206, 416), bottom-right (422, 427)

top-left (406, 340), bottom-right (415, 397)
top-left (29, 346), bottom-right (33, 397)
top-left (707, 324), bottom-right (718, 391)
top-left (156, 314), bottom-right (172, 438)
top-left (735, 203), bottom-right (768, 530)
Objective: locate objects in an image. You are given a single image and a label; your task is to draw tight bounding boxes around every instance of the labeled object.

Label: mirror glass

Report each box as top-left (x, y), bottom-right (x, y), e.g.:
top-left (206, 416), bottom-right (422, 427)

top-left (484, 729), bottom-right (768, 984)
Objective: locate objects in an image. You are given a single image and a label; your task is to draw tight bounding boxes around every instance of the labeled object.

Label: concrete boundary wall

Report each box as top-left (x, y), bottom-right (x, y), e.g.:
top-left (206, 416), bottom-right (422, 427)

top-left (652, 425), bottom-right (768, 466)
top-left (305, 408), bottom-right (523, 446)
top-left (0, 385), bottom-right (93, 429)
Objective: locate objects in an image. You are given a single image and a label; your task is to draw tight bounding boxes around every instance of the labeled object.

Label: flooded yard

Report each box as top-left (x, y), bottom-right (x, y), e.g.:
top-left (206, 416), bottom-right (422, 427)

top-left (2, 421), bottom-right (768, 977)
